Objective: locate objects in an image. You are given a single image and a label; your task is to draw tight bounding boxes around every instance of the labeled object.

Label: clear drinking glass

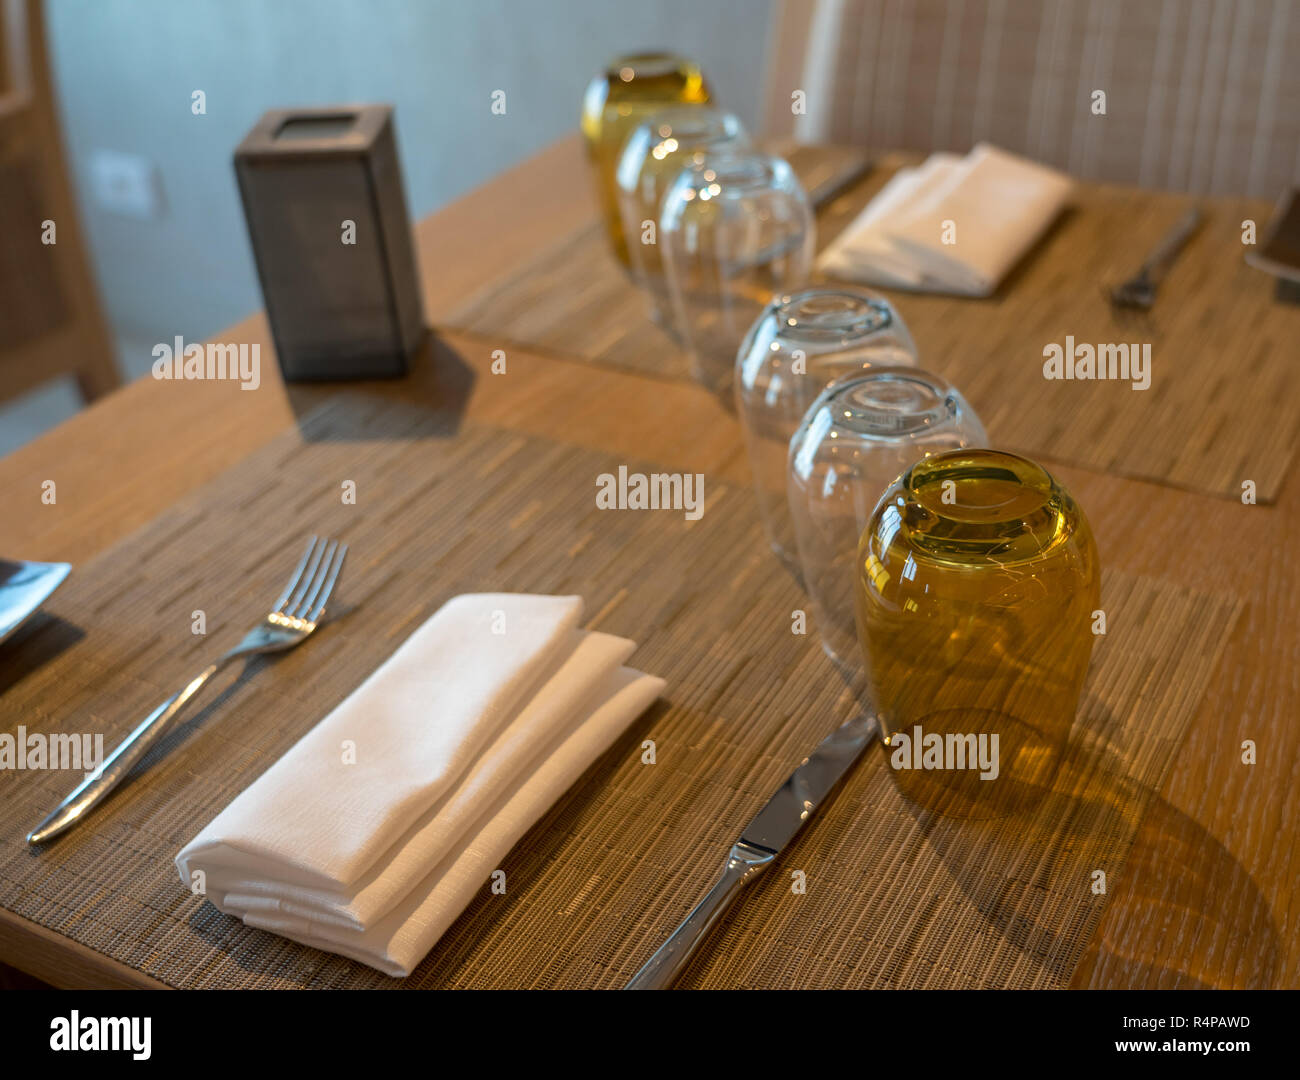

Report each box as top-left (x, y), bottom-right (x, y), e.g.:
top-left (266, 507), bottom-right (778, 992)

top-left (788, 368), bottom-right (987, 665)
top-left (615, 107), bottom-right (750, 332)
top-left (660, 151), bottom-right (814, 392)
top-left (580, 53), bottom-right (712, 266)
top-left (855, 449), bottom-right (1100, 817)
top-left (734, 287), bottom-right (918, 565)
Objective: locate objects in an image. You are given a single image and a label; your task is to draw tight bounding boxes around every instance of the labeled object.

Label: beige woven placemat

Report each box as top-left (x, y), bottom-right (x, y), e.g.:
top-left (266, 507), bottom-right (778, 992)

top-left (444, 152), bottom-right (1300, 503)
top-left (0, 395), bottom-right (1239, 988)
top-left (445, 143), bottom-right (877, 383)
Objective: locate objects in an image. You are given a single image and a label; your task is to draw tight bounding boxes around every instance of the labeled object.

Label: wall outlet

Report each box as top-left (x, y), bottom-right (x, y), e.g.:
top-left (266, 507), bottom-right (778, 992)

top-left (88, 149), bottom-right (165, 219)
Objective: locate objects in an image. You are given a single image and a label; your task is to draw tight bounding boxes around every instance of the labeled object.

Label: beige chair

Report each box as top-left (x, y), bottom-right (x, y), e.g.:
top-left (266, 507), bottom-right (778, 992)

top-left (0, 0), bottom-right (118, 406)
top-left (764, 0), bottom-right (1300, 199)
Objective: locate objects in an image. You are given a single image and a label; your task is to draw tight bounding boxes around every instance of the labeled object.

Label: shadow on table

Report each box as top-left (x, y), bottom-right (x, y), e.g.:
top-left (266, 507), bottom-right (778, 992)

top-left (991, 204), bottom-right (1081, 299)
top-left (401, 695), bottom-right (673, 988)
top-left (0, 614), bottom-right (85, 698)
top-left (1067, 792), bottom-right (1282, 989)
top-left (283, 331), bottom-right (477, 443)
top-left (897, 696), bottom-right (1281, 989)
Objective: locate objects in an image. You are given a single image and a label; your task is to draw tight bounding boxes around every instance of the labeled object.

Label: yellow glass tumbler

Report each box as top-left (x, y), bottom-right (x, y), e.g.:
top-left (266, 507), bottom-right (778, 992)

top-left (580, 53), bottom-right (711, 265)
top-left (854, 449), bottom-right (1100, 816)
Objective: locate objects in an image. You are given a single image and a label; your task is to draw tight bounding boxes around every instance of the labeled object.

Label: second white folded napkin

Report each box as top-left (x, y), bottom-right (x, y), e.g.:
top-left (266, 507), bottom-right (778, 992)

top-left (176, 593), bottom-right (664, 977)
top-left (819, 143), bottom-right (1073, 296)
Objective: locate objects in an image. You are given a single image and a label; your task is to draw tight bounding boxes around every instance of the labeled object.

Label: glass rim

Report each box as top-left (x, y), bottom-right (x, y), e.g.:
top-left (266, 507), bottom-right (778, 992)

top-left (617, 109), bottom-right (748, 191)
top-left (769, 287), bottom-right (896, 343)
top-left (675, 151), bottom-right (797, 196)
top-left (819, 368), bottom-right (960, 439)
top-left (880, 448), bottom-right (1085, 568)
top-left (904, 448), bottom-right (1054, 507)
top-left (604, 52), bottom-right (700, 79)
top-left (640, 105), bottom-right (741, 142)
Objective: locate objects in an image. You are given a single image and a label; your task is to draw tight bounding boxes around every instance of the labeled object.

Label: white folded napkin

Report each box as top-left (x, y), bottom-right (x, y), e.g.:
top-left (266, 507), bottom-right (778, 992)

top-left (176, 593), bottom-right (664, 977)
top-left (818, 143), bottom-right (1072, 297)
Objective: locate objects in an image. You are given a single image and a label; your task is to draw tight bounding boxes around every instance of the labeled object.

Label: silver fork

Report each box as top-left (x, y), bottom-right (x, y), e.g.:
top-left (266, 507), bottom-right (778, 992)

top-left (27, 535), bottom-right (348, 846)
top-left (1109, 205), bottom-right (1203, 311)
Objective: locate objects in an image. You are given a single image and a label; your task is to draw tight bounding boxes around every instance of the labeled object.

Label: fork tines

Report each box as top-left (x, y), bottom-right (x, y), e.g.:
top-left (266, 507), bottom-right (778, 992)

top-left (274, 535), bottom-right (348, 626)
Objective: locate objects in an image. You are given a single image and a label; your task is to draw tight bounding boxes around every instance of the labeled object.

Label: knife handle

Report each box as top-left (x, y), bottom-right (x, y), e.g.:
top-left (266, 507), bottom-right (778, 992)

top-left (625, 841), bottom-right (775, 990)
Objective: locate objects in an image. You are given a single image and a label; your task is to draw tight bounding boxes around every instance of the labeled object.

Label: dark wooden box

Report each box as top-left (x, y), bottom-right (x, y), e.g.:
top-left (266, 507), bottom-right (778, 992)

top-left (234, 106), bottom-right (426, 380)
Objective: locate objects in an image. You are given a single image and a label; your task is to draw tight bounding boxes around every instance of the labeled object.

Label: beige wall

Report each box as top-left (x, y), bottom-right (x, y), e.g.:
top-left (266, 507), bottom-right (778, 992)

top-left (45, 0), bottom-right (774, 370)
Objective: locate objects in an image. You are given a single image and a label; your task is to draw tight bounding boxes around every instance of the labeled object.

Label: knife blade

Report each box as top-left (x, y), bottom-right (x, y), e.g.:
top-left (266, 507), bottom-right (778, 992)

top-left (625, 711), bottom-right (878, 989)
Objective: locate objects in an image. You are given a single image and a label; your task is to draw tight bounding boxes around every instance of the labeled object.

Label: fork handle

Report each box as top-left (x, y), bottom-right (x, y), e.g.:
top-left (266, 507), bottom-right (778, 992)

top-left (1141, 206), bottom-right (1202, 283)
top-left (26, 660), bottom-right (223, 845)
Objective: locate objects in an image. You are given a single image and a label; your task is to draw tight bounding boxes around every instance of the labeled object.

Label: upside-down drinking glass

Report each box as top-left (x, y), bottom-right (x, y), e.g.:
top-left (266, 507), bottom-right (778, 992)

top-left (734, 287), bottom-right (918, 565)
top-left (580, 53), bottom-right (712, 266)
top-left (615, 107), bottom-right (750, 331)
top-left (855, 449), bottom-right (1100, 817)
top-left (788, 368), bottom-right (987, 665)
top-left (660, 151), bottom-right (814, 393)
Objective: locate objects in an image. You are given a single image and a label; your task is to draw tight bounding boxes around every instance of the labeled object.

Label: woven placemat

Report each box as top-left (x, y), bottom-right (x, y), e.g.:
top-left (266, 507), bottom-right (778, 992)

top-left (0, 395), bottom-right (1239, 988)
top-left (444, 143), bottom-right (877, 383)
top-left (444, 152), bottom-right (1300, 503)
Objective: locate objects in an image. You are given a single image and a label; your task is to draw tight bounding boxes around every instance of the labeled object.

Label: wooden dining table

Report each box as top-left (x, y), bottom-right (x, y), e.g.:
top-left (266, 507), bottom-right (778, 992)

top-left (0, 134), bottom-right (1295, 989)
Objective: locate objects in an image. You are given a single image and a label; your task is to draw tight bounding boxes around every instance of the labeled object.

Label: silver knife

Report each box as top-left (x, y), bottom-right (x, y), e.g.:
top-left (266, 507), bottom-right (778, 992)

top-left (625, 712), bottom-right (879, 989)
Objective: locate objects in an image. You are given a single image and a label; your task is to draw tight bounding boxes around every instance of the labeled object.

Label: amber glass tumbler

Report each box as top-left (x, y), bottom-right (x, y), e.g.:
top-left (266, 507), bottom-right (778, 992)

top-left (854, 449), bottom-right (1100, 814)
top-left (580, 53), bottom-right (711, 265)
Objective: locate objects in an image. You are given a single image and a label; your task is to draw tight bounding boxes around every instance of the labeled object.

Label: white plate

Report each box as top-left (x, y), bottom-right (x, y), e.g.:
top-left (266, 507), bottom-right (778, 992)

top-left (0, 559), bottom-right (71, 646)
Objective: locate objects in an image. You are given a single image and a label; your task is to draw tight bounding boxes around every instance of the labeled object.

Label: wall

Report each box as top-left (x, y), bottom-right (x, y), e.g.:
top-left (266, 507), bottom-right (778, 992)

top-left (45, 0), bottom-right (774, 374)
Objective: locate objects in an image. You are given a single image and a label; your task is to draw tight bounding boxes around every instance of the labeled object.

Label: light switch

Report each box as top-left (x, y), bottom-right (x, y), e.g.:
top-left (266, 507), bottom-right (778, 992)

top-left (88, 149), bottom-right (165, 219)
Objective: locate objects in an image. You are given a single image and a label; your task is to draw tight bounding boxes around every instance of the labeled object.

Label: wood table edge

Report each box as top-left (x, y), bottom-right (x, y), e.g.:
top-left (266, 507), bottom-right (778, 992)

top-left (0, 907), bottom-right (169, 989)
